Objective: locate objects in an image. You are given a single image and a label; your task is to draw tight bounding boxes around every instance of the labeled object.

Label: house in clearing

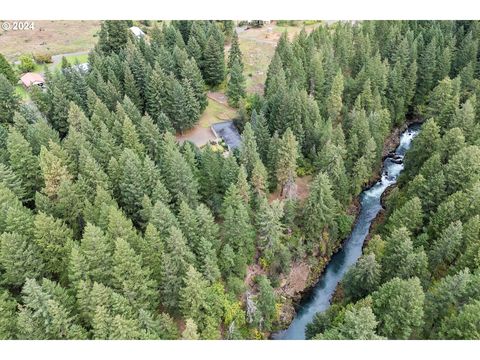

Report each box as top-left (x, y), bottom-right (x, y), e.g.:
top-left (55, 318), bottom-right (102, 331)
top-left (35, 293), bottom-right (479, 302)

top-left (20, 72), bottom-right (45, 88)
top-left (211, 121), bottom-right (242, 151)
top-left (129, 26), bottom-right (146, 38)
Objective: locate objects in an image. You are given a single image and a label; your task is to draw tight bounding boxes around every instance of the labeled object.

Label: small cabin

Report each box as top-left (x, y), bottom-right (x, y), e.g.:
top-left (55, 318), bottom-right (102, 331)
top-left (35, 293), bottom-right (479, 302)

top-left (20, 72), bottom-right (45, 88)
top-left (129, 26), bottom-right (145, 38)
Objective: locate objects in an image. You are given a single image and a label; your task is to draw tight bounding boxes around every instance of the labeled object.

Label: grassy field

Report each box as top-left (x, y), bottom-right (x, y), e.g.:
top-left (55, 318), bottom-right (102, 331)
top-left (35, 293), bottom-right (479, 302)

top-left (237, 21), bottom-right (322, 93)
top-left (51, 53), bottom-right (89, 70)
top-left (0, 20), bottom-right (100, 61)
top-left (198, 97), bottom-right (238, 128)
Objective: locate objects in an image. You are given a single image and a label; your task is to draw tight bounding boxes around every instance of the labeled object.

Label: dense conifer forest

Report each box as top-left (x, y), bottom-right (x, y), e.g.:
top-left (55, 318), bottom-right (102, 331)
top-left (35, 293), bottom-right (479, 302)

top-left (1, 20), bottom-right (480, 339)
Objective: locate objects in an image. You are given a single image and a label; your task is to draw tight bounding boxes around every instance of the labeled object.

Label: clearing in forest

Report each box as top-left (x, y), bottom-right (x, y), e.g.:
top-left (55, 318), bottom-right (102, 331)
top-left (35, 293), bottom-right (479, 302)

top-left (176, 95), bottom-right (238, 148)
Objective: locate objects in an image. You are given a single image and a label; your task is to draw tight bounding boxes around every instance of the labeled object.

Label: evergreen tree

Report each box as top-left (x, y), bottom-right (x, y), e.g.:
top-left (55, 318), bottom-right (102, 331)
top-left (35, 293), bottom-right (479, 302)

top-left (180, 265), bottom-right (208, 327)
top-left (439, 127), bottom-right (466, 164)
top-left (221, 185), bottom-right (255, 268)
top-left (381, 227), bottom-right (428, 283)
top-left (123, 66), bottom-right (142, 111)
top-left (444, 146), bottom-right (480, 194)
top-left (313, 306), bottom-right (383, 340)
top-left (69, 222), bottom-right (113, 286)
top-left (148, 200), bottom-right (179, 239)
top-left (112, 238), bottom-right (156, 310)
top-left (303, 172), bottom-right (338, 253)
top-left (342, 253), bottom-right (381, 302)
top-left (121, 114), bottom-right (144, 155)
top-left (429, 220), bottom-right (463, 276)
top-left (0, 163), bottom-right (27, 200)
top-left (426, 77), bottom-right (460, 130)
top-left (228, 31), bottom-right (243, 71)
top-left (98, 20), bottom-right (129, 54)
top-left (145, 66), bottom-right (166, 123)
top-left (452, 97), bottom-right (476, 141)
top-left (226, 59), bottom-right (246, 107)
top-left (0, 290), bottom-right (18, 339)
top-left (178, 201), bottom-right (201, 258)
top-left (240, 122), bottom-right (261, 177)
top-left (326, 70), bottom-right (344, 122)
top-left (39, 145), bottom-right (72, 200)
top-left (161, 226), bottom-right (195, 312)
top-left (439, 300), bottom-right (480, 339)
top-left (404, 118), bottom-right (441, 177)
top-left (316, 141), bottom-right (350, 205)
top-left (255, 275), bottom-right (276, 331)
top-left (0, 54), bottom-right (16, 84)
top-left (251, 158), bottom-right (268, 197)
top-left (182, 78), bottom-right (201, 131)
top-left (423, 269), bottom-right (480, 337)
top-left (372, 277), bottom-right (425, 339)
top-left (275, 128), bottom-right (299, 197)
top-left (256, 197), bottom-right (284, 263)
top-left (251, 110), bottom-right (270, 162)
top-left (6, 128), bottom-right (41, 202)
top-left (0, 75), bottom-right (20, 125)
top-left (181, 58), bottom-right (207, 112)
top-left (48, 86), bottom-right (70, 137)
top-left (203, 35), bottom-right (225, 86)
top-left (455, 215), bottom-right (480, 272)
top-left (160, 132), bottom-right (199, 207)
top-left (33, 212), bottom-right (73, 280)
top-left (117, 149), bottom-right (146, 223)
top-left (0, 231), bottom-right (44, 287)
top-left (385, 197), bottom-right (423, 234)
top-left (17, 279), bottom-right (86, 339)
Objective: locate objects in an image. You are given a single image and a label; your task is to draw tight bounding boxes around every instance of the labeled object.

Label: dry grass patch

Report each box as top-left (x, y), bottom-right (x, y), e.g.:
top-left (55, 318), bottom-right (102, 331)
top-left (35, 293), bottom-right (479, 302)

top-left (0, 20), bottom-right (100, 60)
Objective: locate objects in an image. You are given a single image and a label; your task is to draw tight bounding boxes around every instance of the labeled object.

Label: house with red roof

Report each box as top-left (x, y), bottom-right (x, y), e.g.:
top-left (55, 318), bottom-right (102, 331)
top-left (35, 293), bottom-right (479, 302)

top-left (20, 72), bottom-right (45, 88)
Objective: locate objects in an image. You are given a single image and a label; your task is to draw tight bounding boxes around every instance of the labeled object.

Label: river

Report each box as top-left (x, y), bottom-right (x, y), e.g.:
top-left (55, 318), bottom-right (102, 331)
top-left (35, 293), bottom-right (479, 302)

top-left (273, 124), bottom-right (421, 340)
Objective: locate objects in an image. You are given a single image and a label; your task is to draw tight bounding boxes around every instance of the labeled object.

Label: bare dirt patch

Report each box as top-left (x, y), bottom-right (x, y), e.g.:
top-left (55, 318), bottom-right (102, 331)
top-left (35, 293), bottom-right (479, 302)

top-left (208, 92), bottom-right (229, 106)
top-left (277, 261), bottom-right (311, 298)
top-left (176, 96), bottom-right (238, 147)
top-left (0, 20), bottom-right (100, 61)
top-left (177, 127), bottom-right (216, 148)
top-left (245, 263), bottom-right (266, 290)
top-left (268, 175), bottom-right (313, 203)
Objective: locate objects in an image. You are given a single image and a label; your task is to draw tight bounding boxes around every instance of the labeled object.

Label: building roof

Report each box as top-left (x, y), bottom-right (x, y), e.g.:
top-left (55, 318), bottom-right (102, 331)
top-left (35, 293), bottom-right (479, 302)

top-left (211, 121), bottom-right (242, 150)
top-left (73, 63), bottom-right (90, 72)
top-left (129, 26), bottom-right (145, 37)
top-left (20, 72), bottom-right (45, 87)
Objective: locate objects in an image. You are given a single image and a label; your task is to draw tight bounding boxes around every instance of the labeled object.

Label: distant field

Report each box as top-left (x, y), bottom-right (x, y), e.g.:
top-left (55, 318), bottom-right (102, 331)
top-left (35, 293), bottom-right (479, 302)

top-left (0, 20), bottom-right (100, 61)
top-left (237, 21), bottom-right (322, 93)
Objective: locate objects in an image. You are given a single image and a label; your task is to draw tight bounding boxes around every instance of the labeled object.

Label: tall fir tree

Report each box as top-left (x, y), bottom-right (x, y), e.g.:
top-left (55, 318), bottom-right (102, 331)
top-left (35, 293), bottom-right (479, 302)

top-left (226, 59), bottom-right (246, 107)
top-left (275, 128), bottom-right (299, 198)
top-left (0, 75), bottom-right (20, 125)
top-left (203, 35), bottom-right (225, 86)
top-left (0, 54), bottom-right (16, 84)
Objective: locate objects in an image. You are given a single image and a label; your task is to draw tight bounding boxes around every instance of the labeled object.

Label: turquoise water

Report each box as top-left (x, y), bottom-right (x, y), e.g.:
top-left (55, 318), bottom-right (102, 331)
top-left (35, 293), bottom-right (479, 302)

top-left (273, 124), bottom-right (420, 340)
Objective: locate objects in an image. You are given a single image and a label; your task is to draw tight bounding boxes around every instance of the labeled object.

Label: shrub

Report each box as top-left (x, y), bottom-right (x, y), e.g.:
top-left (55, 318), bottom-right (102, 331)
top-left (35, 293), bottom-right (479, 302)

top-left (277, 20), bottom-right (300, 27)
top-left (18, 55), bottom-right (35, 73)
top-left (33, 53), bottom-right (53, 64)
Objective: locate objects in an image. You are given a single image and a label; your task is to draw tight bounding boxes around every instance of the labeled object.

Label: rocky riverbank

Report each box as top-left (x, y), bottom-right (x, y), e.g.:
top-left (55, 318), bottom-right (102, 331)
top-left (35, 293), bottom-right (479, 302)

top-left (272, 119), bottom-right (423, 334)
